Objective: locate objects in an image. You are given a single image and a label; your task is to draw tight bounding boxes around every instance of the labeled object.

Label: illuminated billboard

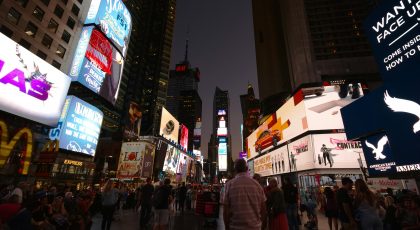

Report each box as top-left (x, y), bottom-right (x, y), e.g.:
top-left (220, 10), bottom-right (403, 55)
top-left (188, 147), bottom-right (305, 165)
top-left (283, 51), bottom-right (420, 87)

top-left (0, 33), bottom-right (71, 126)
top-left (117, 142), bottom-right (143, 179)
top-left (163, 145), bottom-right (180, 174)
top-left (269, 145), bottom-right (290, 175)
top-left (123, 101), bottom-right (142, 139)
top-left (218, 155), bottom-right (227, 171)
top-left (85, 0), bottom-right (132, 57)
top-left (254, 153), bottom-right (272, 177)
top-left (49, 96), bottom-right (103, 156)
top-left (69, 26), bottom-right (124, 105)
top-left (288, 135), bottom-right (313, 172)
top-left (361, 133), bottom-right (396, 177)
top-left (159, 107), bottom-right (180, 144)
top-left (180, 125), bottom-right (188, 150)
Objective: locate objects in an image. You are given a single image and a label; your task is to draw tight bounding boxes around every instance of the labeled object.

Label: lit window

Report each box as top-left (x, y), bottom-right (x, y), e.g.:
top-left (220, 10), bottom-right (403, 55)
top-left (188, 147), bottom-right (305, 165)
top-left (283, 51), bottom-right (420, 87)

top-left (56, 45), bottom-right (66, 58)
top-left (25, 22), bottom-right (38, 37)
top-left (48, 19), bottom-right (58, 33)
top-left (32, 6), bottom-right (45, 21)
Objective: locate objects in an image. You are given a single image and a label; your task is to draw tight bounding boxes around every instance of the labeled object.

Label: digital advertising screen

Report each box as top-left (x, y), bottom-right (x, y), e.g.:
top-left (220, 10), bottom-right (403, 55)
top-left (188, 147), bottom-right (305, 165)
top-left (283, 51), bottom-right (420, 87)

top-left (163, 145), bottom-right (180, 174)
top-left (218, 155), bottom-right (227, 172)
top-left (288, 135), bottom-right (314, 172)
top-left (117, 142), bottom-right (143, 179)
top-left (0, 33), bottom-right (71, 126)
top-left (49, 96), bottom-right (103, 156)
top-left (361, 133), bottom-right (396, 177)
top-left (159, 107), bottom-right (180, 144)
top-left (85, 0), bottom-right (132, 57)
top-left (180, 125), bottom-right (188, 150)
top-left (68, 26), bottom-right (124, 105)
top-left (176, 153), bottom-right (187, 174)
top-left (269, 145), bottom-right (290, 175)
top-left (123, 101), bottom-right (142, 139)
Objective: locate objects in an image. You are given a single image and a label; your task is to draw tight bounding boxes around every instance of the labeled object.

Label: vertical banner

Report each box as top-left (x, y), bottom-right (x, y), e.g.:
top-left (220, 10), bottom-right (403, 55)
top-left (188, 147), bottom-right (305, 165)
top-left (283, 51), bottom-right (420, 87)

top-left (117, 142), bottom-right (142, 179)
top-left (124, 101), bottom-right (142, 139)
top-left (140, 141), bottom-right (155, 178)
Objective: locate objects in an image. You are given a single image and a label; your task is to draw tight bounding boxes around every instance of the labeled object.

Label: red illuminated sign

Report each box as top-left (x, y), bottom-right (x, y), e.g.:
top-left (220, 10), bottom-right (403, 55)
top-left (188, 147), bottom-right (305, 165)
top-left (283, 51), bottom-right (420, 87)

top-left (180, 125), bottom-right (189, 150)
top-left (176, 64), bottom-right (187, 73)
top-left (85, 30), bottom-right (113, 74)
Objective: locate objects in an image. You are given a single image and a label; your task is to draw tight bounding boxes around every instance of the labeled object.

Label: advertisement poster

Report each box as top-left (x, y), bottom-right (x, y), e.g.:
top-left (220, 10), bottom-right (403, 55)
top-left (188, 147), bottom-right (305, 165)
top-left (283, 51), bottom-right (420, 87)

top-left (247, 91), bottom-right (307, 159)
top-left (0, 33), bottom-right (71, 126)
top-left (163, 145), bottom-right (180, 174)
top-left (177, 153), bottom-right (187, 174)
top-left (248, 160), bottom-right (254, 177)
top-left (288, 135), bottom-right (314, 172)
top-left (85, 0), bottom-right (132, 56)
top-left (269, 145), bottom-right (290, 175)
top-left (159, 108), bottom-right (180, 144)
top-left (153, 140), bottom-right (168, 175)
top-left (117, 142), bottom-right (142, 179)
top-left (49, 96), bottom-right (103, 156)
top-left (254, 154), bottom-right (272, 177)
top-left (361, 133), bottom-right (396, 177)
top-left (218, 155), bottom-right (227, 171)
top-left (312, 133), bottom-right (364, 169)
top-left (69, 27), bottom-right (124, 105)
top-left (304, 84), bottom-right (364, 131)
top-left (123, 101), bottom-right (142, 140)
top-left (180, 125), bottom-right (188, 150)
top-left (140, 141), bottom-right (155, 178)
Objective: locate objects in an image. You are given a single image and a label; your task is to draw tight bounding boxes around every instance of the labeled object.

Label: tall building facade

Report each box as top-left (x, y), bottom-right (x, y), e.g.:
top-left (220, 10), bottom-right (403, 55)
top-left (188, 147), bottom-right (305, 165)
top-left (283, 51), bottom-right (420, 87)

top-left (0, 0), bottom-right (90, 72)
top-left (252, 0), bottom-right (382, 115)
top-left (240, 84), bottom-right (261, 150)
top-left (118, 0), bottom-right (177, 136)
top-left (178, 90), bottom-right (202, 151)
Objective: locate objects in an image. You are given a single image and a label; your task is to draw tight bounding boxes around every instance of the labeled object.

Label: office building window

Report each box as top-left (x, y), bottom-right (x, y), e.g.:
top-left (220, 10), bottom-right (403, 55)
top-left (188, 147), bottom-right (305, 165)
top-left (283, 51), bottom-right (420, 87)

top-left (48, 19), bottom-right (58, 33)
top-left (61, 0), bottom-right (68, 5)
top-left (19, 39), bottom-right (31, 49)
top-left (61, 30), bottom-right (71, 43)
top-left (71, 4), bottom-right (80, 16)
top-left (54, 5), bottom-right (64, 18)
top-left (7, 7), bottom-right (21, 25)
top-left (40, 0), bottom-right (49, 6)
top-left (32, 6), bottom-right (45, 21)
top-left (67, 17), bottom-right (75, 29)
top-left (56, 45), bottom-right (66, 58)
top-left (52, 60), bottom-right (61, 69)
top-left (0, 26), bottom-right (13, 37)
top-left (25, 22), bottom-right (38, 37)
top-left (15, 0), bottom-right (28, 7)
top-left (42, 34), bottom-right (53, 48)
top-left (36, 50), bottom-right (47, 60)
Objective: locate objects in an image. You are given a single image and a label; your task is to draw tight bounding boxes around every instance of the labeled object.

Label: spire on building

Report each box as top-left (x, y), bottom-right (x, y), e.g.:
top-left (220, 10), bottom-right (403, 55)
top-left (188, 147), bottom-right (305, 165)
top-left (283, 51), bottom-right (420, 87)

top-left (184, 39), bottom-right (189, 62)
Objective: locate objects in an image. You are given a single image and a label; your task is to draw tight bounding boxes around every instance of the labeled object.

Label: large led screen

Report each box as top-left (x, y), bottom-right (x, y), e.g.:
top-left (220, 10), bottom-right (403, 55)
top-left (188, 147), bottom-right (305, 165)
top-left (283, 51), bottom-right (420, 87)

top-left (0, 33), bottom-right (71, 126)
top-left (163, 145), bottom-right (180, 174)
top-left (159, 108), bottom-right (180, 144)
top-left (117, 142), bottom-right (143, 179)
top-left (269, 145), bottom-right (290, 175)
top-left (69, 26), bottom-right (124, 105)
top-left (288, 135), bottom-right (314, 172)
top-left (312, 133), bottom-right (364, 169)
top-left (177, 153), bottom-right (187, 174)
top-left (361, 133), bottom-right (396, 177)
top-left (218, 155), bottom-right (227, 172)
top-left (49, 96), bottom-right (103, 156)
top-left (85, 0), bottom-right (132, 57)
top-left (180, 125), bottom-right (188, 150)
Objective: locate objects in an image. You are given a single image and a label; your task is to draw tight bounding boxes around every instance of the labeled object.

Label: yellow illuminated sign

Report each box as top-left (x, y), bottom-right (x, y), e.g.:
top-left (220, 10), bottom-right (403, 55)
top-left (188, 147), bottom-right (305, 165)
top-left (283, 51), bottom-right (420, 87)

top-left (64, 159), bottom-right (83, 166)
top-left (0, 120), bottom-right (33, 175)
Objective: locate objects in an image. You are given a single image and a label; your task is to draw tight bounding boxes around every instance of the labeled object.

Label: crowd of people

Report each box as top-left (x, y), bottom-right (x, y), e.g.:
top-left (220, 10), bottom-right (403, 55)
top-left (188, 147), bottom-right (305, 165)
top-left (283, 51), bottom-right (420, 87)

top-left (222, 158), bottom-right (420, 230)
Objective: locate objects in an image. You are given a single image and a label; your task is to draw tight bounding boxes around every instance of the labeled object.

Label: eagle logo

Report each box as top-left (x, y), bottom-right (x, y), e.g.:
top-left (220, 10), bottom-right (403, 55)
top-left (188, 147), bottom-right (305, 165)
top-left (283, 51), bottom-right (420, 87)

top-left (384, 90), bottom-right (420, 134)
top-left (365, 136), bottom-right (388, 160)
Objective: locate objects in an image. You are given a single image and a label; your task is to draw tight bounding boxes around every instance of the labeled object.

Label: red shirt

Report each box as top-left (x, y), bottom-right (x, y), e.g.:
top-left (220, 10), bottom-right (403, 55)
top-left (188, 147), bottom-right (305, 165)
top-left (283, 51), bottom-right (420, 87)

top-left (0, 203), bottom-right (21, 224)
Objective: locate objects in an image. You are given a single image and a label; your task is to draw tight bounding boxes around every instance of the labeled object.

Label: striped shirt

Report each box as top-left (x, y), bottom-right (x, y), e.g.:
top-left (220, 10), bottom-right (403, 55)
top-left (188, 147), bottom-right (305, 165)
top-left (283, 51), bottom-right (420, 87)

top-left (224, 172), bottom-right (266, 230)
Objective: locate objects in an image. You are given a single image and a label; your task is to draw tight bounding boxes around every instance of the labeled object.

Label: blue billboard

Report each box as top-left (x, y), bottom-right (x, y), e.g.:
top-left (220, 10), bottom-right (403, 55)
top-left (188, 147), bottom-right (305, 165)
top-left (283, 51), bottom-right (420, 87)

top-left (85, 0), bottom-right (132, 57)
top-left (49, 96), bottom-right (103, 156)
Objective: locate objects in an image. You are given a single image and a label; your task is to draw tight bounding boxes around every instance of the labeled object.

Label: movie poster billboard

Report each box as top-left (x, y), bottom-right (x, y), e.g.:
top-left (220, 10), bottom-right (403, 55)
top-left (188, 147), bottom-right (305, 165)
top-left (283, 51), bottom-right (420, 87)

top-left (0, 33), bottom-right (71, 126)
top-left (288, 135), bottom-right (314, 172)
top-left (117, 142), bottom-right (143, 179)
top-left (269, 145), bottom-right (290, 175)
top-left (254, 153), bottom-right (272, 177)
top-left (163, 145), bottom-right (180, 174)
top-left (140, 141), bottom-right (155, 178)
top-left (49, 96), bottom-right (103, 156)
top-left (68, 26), bottom-right (124, 105)
top-left (180, 125), bottom-right (188, 150)
top-left (312, 133), bottom-right (364, 169)
top-left (159, 108), bottom-right (180, 144)
top-left (85, 0), bottom-right (132, 56)
top-left (123, 101), bottom-right (142, 139)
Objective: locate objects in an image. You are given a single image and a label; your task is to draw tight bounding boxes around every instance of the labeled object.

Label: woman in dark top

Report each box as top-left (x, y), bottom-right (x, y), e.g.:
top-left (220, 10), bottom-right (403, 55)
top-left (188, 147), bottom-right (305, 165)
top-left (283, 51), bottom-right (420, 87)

top-left (323, 187), bottom-right (339, 230)
top-left (266, 178), bottom-right (288, 230)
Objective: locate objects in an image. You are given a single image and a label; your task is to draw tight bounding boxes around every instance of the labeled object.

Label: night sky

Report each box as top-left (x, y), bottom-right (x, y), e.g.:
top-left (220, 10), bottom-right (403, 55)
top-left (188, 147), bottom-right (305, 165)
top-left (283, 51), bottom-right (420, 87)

top-left (170, 0), bottom-right (259, 160)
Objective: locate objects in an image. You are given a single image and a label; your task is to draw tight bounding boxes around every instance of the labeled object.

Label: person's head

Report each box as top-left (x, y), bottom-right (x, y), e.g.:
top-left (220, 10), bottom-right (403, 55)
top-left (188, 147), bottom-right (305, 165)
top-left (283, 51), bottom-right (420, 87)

top-left (164, 178), bottom-right (171, 186)
top-left (341, 177), bottom-right (353, 190)
top-left (324, 187), bottom-right (334, 198)
top-left (386, 187), bottom-right (393, 196)
top-left (146, 177), bottom-right (152, 184)
top-left (354, 179), bottom-right (369, 194)
top-left (268, 178), bottom-right (278, 188)
top-left (234, 159), bottom-right (247, 173)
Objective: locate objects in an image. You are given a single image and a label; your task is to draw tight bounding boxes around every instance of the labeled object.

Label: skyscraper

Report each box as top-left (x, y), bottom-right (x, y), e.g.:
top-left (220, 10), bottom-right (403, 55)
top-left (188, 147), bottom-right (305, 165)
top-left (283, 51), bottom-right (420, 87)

top-left (252, 0), bottom-right (382, 115)
top-left (240, 84), bottom-right (261, 150)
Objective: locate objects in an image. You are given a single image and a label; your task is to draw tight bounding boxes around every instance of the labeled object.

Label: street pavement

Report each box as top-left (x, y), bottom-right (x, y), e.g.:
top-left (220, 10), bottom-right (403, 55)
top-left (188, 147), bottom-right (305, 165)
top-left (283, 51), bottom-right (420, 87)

top-left (91, 206), bottom-right (330, 230)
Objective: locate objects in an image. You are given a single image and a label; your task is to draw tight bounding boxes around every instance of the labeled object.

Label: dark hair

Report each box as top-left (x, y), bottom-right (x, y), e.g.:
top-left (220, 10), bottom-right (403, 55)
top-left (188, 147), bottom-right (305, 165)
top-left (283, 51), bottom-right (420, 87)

top-left (164, 178), bottom-right (171, 185)
top-left (324, 187), bottom-right (334, 199)
top-left (146, 177), bottom-right (152, 183)
top-left (234, 159), bottom-right (247, 173)
top-left (341, 177), bottom-right (353, 186)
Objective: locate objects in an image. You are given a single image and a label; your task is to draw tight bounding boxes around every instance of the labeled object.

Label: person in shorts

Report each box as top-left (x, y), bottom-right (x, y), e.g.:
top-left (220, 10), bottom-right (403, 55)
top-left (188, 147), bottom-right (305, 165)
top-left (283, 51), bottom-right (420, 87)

top-left (153, 178), bottom-right (173, 230)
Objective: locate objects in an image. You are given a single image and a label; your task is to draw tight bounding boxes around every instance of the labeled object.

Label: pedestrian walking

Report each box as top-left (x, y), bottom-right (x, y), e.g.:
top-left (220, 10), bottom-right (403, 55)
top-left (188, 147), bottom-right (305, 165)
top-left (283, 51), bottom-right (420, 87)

top-left (223, 159), bottom-right (266, 230)
top-left (101, 180), bottom-right (119, 230)
top-left (282, 177), bottom-right (299, 230)
top-left (178, 182), bottom-right (187, 212)
top-left (266, 178), bottom-right (288, 230)
top-left (353, 179), bottom-right (383, 230)
top-left (336, 177), bottom-right (356, 230)
top-left (139, 177), bottom-right (154, 228)
top-left (153, 178), bottom-right (173, 230)
top-left (323, 187), bottom-right (339, 230)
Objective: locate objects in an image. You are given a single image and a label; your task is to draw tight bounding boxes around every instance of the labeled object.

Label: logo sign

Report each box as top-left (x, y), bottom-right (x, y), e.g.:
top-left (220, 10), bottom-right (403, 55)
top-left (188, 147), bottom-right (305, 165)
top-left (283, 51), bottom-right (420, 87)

top-left (85, 0), bottom-right (132, 57)
top-left (363, 0), bottom-right (420, 82)
top-left (0, 33), bottom-right (71, 126)
top-left (0, 120), bottom-right (32, 175)
top-left (64, 159), bottom-right (83, 166)
top-left (49, 96), bottom-right (103, 156)
top-left (159, 107), bottom-right (180, 144)
top-left (361, 133), bottom-right (396, 176)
